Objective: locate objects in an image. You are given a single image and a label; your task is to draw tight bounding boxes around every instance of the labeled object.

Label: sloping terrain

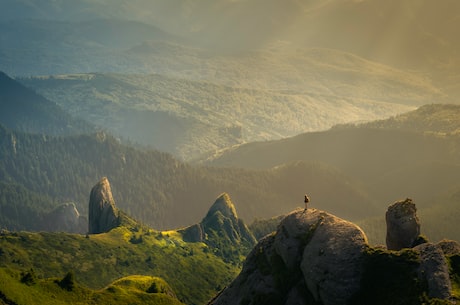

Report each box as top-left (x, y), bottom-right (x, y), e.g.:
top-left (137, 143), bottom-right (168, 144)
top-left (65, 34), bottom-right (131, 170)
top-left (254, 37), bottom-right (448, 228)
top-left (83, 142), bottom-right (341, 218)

top-left (19, 65), bottom-right (430, 159)
top-left (0, 123), bottom-right (376, 231)
top-left (0, 72), bottom-right (92, 136)
top-left (205, 104), bottom-right (460, 242)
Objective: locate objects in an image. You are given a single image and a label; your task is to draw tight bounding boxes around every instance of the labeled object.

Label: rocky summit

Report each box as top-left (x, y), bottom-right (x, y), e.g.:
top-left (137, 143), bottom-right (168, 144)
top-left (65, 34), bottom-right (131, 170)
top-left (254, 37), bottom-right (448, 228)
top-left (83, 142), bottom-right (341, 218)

top-left (209, 208), bottom-right (368, 305)
top-left (88, 177), bottom-right (119, 234)
top-left (179, 193), bottom-right (256, 262)
top-left (209, 203), bottom-right (460, 305)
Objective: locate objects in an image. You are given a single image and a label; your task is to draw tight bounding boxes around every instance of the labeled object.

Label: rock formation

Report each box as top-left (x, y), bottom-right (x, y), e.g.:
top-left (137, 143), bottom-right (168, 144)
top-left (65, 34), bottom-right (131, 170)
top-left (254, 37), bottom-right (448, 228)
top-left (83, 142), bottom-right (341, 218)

top-left (414, 243), bottom-right (452, 300)
top-left (386, 198), bottom-right (420, 250)
top-left (209, 208), bottom-right (368, 305)
top-left (179, 193), bottom-right (256, 260)
top-left (209, 204), bottom-right (459, 305)
top-left (88, 177), bottom-right (119, 234)
top-left (44, 202), bottom-right (87, 234)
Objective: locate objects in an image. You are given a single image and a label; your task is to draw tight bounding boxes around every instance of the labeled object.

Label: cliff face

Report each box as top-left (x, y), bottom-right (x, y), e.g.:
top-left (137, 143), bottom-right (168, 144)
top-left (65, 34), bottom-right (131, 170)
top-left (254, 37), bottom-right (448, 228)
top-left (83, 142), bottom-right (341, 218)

top-left (88, 177), bottom-right (119, 234)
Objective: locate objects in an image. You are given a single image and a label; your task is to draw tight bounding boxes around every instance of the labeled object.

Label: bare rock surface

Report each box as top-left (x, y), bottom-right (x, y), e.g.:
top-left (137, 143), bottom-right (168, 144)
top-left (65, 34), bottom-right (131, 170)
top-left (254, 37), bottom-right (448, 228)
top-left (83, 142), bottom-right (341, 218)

top-left (210, 208), bottom-right (368, 305)
top-left (300, 209), bottom-right (368, 305)
top-left (386, 198), bottom-right (420, 250)
top-left (88, 177), bottom-right (119, 234)
top-left (415, 243), bottom-right (453, 300)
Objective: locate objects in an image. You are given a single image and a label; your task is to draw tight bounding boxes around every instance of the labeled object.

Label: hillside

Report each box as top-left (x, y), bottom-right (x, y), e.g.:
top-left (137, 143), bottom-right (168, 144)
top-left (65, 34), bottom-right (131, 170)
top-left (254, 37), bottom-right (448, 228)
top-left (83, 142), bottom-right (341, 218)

top-left (0, 72), bottom-right (92, 136)
top-left (0, 123), bottom-right (377, 232)
top-left (0, 270), bottom-right (184, 305)
top-left (0, 224), bottom-right (237, 305)
top-left (204, 104), bottom-right (460, 242)
top-left (19, 67), bottom-right (431, 159)
top-left (1, 0), bottom-right (459, 100)
top-left (0, 188), bottom-right (261, 305)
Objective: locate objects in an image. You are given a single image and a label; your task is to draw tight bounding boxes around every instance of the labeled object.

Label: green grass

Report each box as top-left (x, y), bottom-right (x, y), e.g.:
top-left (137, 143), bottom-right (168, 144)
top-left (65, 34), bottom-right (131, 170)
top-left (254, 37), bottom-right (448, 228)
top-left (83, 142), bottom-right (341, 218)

top-left (0, 268), bottom-right (184, 305)
top-left (0, 226), bottom-right (239, 305)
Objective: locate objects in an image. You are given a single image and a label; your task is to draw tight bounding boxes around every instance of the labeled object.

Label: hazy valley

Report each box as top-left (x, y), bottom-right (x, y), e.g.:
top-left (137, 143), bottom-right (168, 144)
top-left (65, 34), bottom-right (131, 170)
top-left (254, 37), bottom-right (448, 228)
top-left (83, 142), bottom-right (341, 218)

top-left (1, 0), bottom-right (460, 304)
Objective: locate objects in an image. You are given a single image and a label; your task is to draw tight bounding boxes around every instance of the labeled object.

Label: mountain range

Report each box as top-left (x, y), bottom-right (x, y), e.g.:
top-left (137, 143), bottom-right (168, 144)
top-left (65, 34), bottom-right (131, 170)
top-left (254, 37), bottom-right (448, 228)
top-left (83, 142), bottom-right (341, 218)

top-left (1, 0), bottom-right (459, 98)
top-left (2, 71), bottom-right (460, 244)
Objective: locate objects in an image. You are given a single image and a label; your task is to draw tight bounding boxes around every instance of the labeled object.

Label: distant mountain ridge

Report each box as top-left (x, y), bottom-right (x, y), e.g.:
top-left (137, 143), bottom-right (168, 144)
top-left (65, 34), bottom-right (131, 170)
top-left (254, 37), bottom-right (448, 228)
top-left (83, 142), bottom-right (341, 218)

top-left (204, 104), bottom-right (460, 242)
top-left (0, 71), bottom-right (92, 135)
top-left (0, 121), bottom-right (375, 232)
top-left (19, 68), bottom-right (430, 159)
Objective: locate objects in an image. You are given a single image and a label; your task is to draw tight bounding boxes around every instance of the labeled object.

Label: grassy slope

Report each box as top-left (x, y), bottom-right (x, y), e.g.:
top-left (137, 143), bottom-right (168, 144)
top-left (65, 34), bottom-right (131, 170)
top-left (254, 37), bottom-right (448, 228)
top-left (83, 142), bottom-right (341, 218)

top-left (0, 269), bottom-right (183, 305)
top-left (0, 226), bottom-right (239, 305)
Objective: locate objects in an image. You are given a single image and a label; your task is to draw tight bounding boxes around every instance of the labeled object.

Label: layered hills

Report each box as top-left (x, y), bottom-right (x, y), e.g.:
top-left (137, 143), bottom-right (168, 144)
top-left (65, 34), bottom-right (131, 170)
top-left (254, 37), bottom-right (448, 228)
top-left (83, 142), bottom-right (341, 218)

top-left (2, 183), bottom-right (458, 304)
top-left (0, 71), bottom-right (92, 136)
top-left (204, 104), bottom-right (460, 243)
top-left (1, 0), bottom-right (459, 99)
top-left (17, 55), bottom-right (429, 159)
top-left (0, 72), bottom-right (378, 231)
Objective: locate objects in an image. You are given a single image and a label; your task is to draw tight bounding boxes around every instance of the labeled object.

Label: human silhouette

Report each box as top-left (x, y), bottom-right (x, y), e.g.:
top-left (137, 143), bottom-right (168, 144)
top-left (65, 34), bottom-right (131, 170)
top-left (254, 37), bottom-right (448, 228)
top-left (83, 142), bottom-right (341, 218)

top-left (304, 194), bottom-right (310, 210)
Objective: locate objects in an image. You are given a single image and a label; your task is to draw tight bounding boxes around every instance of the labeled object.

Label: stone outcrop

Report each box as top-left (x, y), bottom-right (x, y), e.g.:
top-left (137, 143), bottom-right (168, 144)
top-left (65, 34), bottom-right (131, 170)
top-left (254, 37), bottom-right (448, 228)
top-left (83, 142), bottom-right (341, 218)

top-left (386, 198), bottom-right (420, 250)
top-left (179, 193), bottom-right (256, 260)
top-left (209, 208), bottom-right (368, 305)
top-left (88, 177), bottom-right (119, 234)
top-left (414, 243), bottom-right (452, 300)
top-left (44, 202), bottom-right (87, 234)
top-left (209, 203), bottom-right (459, 305)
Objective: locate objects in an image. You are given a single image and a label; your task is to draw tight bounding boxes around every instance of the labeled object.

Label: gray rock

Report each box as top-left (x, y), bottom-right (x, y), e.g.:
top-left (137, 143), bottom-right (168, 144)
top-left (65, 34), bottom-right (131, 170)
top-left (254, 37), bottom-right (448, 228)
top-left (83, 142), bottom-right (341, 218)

top-left (88, 177), bottom-right (119, 234)
top-left (414, 243), bottom-right (453, 301)
top-left (300, 209), bottom-right (368, 305)
top-left (274, 208), bottom-right (323, 272)
top-left (210, 208), bottom-right (368, 305)
top-left (386, 198), bottom-right (420, 250)
top-left (181, 193), bottom-right (256, 248)
top-left (44, 202), bottom-right (87, 234)
top-left (437, 239), bottom-right (460, 256)
top-left (209, 234), bottom-right (280, 305)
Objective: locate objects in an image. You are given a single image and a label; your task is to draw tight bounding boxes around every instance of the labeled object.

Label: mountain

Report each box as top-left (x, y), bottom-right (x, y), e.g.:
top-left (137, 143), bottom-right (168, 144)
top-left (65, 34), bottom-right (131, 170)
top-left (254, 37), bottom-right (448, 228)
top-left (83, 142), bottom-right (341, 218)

top-left (1, 0), bottom-right (459, 98)
top-left (180, 193), bottom-right (256, 262)
top-left (0, 193), bottom-right (248, 305)
top-left (0, 123), bottom-right (377, 232)
top-left (18, 68), bottom-right (435, 159)
top-left (204, 104), bottom-right (460, 242)
top-left (0, 71), bottom-right (92, 135)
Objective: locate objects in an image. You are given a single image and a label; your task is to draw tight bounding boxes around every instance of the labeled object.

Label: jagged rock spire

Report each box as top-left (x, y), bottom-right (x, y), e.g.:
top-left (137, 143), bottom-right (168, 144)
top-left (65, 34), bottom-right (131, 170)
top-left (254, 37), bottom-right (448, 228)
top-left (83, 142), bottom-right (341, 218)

top-left (88, 177), bottom-right (119, 234)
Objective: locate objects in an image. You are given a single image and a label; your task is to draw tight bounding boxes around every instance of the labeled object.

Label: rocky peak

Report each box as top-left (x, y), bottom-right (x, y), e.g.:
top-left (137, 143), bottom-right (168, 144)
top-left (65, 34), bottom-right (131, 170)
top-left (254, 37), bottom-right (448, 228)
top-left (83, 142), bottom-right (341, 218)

top-left (204, 193), bottom-right (238, 222)
top-left (180, 193), bottom-right (256, 261)
top-left (209, 204), bottom-right (458, 305)
top-left (209, 208), bottom-right (369, 305)
top-left (386, 198), bottom-right (421, 250)
top-left (88, 177), bottom-right (119, 234)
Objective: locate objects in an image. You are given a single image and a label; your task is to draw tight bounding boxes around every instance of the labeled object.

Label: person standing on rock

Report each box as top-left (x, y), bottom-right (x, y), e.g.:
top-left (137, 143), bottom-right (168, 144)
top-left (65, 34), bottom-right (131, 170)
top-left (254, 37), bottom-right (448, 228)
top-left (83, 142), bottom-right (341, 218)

top-left (304, 194), bottom-right (310, 211)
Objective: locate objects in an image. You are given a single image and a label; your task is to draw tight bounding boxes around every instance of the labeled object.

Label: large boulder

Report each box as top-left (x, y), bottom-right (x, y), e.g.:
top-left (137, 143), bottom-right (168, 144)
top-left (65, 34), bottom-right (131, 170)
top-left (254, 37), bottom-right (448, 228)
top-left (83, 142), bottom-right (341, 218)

top-left (386, 198), bottom-right (420, 250)
top-left (209, 208), bottom-right (368, 305)
top-left (209, 204), bottom-right (457, 305)
top-left (300, 210), bottom-right (368, 305)
top-left (88, 177), bottom-right (119, 234)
